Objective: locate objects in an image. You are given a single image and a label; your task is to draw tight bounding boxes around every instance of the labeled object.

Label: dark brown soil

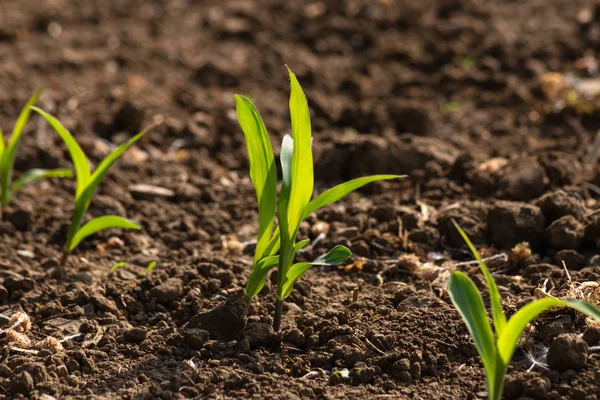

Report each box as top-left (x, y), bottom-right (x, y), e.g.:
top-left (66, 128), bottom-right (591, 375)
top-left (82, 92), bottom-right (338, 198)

top-left (1, 0), bottom-right (600, 398)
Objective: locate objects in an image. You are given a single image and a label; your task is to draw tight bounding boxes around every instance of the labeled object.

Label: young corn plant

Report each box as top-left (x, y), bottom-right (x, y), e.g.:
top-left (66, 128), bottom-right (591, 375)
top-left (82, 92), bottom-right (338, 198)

top-left (32, 107), bottom-right (148, 276)
top-left (236, 67), bottom-right (403, 331)
top-left (449, 222), bottom-right (600, 400)
top-left (0, 89), bottom-right (72, 216)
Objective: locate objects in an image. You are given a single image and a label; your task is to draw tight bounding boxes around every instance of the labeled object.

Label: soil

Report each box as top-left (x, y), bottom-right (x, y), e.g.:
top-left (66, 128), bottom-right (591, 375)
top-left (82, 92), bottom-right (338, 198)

top-left (1, 0), bottom-right (600, 399)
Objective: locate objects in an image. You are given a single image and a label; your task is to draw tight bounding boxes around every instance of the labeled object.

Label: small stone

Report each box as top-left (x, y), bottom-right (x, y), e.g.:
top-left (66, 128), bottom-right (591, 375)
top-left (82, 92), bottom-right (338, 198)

top-left (129, 184), bottom-right (175, 199)
top-left (150, 278), bottom-right (183, 303)
top-left (10, 371), bottom-right (34, 395)
top-left (124, 327), bottom-right (148, 344)
top-left (547, 333), bottom-right (588, 371)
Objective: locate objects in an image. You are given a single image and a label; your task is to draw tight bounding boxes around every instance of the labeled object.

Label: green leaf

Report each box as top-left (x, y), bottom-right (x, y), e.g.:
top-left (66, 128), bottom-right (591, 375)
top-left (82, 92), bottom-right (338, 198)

top-left (109, 261), bottom-right (127, 273)
top-left (31, 107), bottom-right (91, 198)
top-left (11, 168), bottom-right (72, 195)
top-left (140, 261), bottom-right (157, 277)
top-left (285, 67), bottom-right (313, 239)
top-left (279, 245), bottom-right (351, 299)
top-left (235, 95), bottom-right (277, 263)
top-left (245, 240), bottom-right (309, 299)
top-left (0, 90), bottom-right (43, 207)
top-left (497, 298), bottom-right (600, 365)
top-left (245, 255), bottom-right (279, 298)
top-left (68, 216), bottom-right (140, 252)
top-left (67, 129), bottom-right (148, 252)
top-left (310, 245), bottom-right (351, 265)
top-left (0, 128), bottom-right (5, 161)
top-left (294, 239), bottom-right (310, 253)
top-left (276, 134), bottom-right (295, 288)
top-left (261, 175), bottom-right (403, 262)
top-left (454, 221), bottom-right (507, 336)
top-left (82, 129), bottom-right (148, 203)
top-left (302, 175), bottom-right (404, 219)
top-left (447, 272), bottom-right (497, 376)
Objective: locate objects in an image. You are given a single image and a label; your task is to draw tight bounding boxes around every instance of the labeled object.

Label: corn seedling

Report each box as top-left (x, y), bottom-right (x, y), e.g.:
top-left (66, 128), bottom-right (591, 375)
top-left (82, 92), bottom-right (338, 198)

top-left (0, 90), bottom-right (72, 216)
top-left (448, 222), bottom-right (600, 400)
top-left (236, 67), bottom-right (403, 331)
top-left (32, 107), bottom-right (148, 276)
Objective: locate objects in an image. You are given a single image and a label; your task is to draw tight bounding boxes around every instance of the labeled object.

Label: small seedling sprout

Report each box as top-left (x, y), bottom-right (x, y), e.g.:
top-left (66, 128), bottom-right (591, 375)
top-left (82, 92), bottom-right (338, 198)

top-left (32, 107), bottom-right (149, 276)
top-left (0, 89), bottom-right (72, 216)
top-left (448, 221), bottom-right (600, 400)
top-left (236, 67), bottom-right (404, 330)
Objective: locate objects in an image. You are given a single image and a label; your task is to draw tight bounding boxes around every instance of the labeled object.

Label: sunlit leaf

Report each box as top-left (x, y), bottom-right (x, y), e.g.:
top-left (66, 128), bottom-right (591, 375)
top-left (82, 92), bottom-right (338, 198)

top-left (68, 129), bottom-right (148, 252)
top-left (0, 90), bottom-right (43, 206)
top-left (303, 175), bottom-right (403, 219)
top-left (280, 245), bottom-right (351, 299)
top-left (285, 68), bottom-right (313, 238)
top-left (140, 261), bottom-right (157, 277)
top-left (31, 107), bottom-right (90, 197)
top-left (68, 216), bottom-right (140, 252)
top-left (109, 262), bottom-right (127, 273)
top-left (235, 95), bottom-right (277, 263)
top-left (497, 298), bottom-right (600, 365)
top-left (11, 168), bottom-right (72, 195)
top-left (448, 272), bottom-right (497, 375)
top-left (454, 222), bottom-right (507, 336)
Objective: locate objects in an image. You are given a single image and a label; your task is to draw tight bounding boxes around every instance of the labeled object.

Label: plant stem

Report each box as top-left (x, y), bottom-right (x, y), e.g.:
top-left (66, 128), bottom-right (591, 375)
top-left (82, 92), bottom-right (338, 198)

top-left (57, 252), bottom-right (69, 279)
top-left (273, 298), bottom-right (283, 332)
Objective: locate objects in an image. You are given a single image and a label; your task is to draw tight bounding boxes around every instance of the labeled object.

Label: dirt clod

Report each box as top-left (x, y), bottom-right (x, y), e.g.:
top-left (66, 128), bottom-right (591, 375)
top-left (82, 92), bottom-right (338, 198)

top-left (547, 333), bottom-right (588, 371)
top-left (150, 278), bottom-right (183, 304)
top-left (10, 371), bottom-right (34, 395)
top-left (546, 215), bottom-right (584, 250)
top-left (488, 201), bottom-right (545, 249)
top-left (185, 293), bottom-right (248, 341)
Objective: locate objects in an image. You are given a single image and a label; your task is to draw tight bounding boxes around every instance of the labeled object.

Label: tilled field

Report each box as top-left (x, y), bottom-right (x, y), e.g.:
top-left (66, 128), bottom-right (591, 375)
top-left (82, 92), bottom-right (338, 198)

top-left (1, 0), bottom-right (600, 398)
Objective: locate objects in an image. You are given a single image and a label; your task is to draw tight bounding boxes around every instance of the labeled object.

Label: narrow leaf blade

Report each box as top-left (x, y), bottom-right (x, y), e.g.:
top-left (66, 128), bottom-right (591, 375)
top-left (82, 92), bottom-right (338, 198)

top-left (303, 175), bottom-right (404, 219)
top-left (280, 245), bottom-right (352, 299)
top-left (140, 261), bottom-right (157, 277)
top-left (84, 129), bottom-right (149, 201)
top-left (31, 107), bottom-right (91, 197)
top-left (497, 298), bottom-right (600, 365)
top-left (0, 128), bottom-right (5, 161)
top-left (454, 221), bottom-right (507, 336)
top-left (447, 272), bottom-right (497, 372)
top-left (68, 216), bottom-right (140, 252)
top-left (310, 245), bottom-right (351, 265)
top-left (12, 168), bottom-right (72, 195)
top-left (235, 95), bottom-right (277, 262)
top-left (245, 255), bottom-right (280, 298)
top-left (0, 90), bottom-right (43, 206)
top-left (285, 68), bottom-right (313, 238)
top-left (109, 262), bottom-right (128, 273)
